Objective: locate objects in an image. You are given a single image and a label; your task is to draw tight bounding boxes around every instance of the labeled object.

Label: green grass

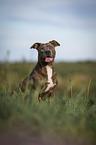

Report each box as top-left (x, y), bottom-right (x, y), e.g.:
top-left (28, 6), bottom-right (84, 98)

top-left (0, 62), bottom-right (96, 144)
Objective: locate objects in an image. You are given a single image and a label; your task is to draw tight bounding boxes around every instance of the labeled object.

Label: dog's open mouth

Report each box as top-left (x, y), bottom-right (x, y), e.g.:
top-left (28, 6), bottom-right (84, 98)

top-left (45, 57), bottom-right (53, 62)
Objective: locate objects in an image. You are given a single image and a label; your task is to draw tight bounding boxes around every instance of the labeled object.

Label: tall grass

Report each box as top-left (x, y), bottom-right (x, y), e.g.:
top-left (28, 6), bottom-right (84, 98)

top-left (0, 87), bottom-right (96, 144)
top-left (0, 62), bottom-right (96, 144)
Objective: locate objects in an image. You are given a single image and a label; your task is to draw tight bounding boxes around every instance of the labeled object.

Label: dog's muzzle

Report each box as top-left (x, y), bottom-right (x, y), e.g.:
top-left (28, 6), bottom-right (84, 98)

top-left (44, 49), bottom-right (53, 63)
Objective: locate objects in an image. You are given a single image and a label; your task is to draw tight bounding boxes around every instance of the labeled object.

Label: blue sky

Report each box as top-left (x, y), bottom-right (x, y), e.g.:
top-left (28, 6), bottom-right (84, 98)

top-left (0, 0), bottom-right (96, 62)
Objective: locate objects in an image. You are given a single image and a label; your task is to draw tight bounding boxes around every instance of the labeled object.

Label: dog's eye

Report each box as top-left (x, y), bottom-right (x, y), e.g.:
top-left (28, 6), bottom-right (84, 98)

top-left (40, 48), bottom-right (44, 51)
top-left (50, 46), bottom-right (54, 49)
top-left (40, 48), bottom-right (44, 53)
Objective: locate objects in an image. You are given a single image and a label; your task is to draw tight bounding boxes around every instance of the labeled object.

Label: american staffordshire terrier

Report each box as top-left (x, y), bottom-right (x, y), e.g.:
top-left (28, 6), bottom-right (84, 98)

top-left (12, 40), bottom-right (60, 102)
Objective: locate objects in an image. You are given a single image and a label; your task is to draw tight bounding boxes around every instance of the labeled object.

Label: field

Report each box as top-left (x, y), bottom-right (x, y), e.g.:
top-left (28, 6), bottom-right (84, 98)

top-left (0, 62), bottom-right (96, 145)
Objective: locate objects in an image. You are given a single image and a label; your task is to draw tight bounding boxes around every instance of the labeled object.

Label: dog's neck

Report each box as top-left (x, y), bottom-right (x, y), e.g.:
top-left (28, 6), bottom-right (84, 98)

top-left (37, 61), bottom-right (54, 70)
top-left (35, 62), bottom-right (55, 78)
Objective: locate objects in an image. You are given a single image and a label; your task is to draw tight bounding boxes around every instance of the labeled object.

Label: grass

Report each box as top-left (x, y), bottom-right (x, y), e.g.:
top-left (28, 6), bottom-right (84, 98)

top-left (0, 62), bottom-right (96, 145)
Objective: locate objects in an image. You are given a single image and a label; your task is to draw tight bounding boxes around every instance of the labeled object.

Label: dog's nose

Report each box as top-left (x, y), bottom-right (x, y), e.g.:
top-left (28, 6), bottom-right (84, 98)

top-left (45, 50), bottom-right (51, 55)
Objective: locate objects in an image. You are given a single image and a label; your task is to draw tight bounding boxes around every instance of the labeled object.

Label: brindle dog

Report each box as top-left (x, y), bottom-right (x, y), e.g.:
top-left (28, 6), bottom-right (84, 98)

top-left (12, 40), bottom-right (60, 102)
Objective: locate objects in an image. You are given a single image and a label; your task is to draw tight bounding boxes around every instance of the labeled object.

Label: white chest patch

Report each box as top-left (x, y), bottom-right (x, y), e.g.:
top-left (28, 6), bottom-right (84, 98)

top-left (45, 65), bottom-right (55, 92)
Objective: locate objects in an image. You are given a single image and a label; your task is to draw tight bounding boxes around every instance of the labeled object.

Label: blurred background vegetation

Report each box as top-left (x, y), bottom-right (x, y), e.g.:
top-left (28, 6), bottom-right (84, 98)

top-left (0, 61), bottom-right (96, 145)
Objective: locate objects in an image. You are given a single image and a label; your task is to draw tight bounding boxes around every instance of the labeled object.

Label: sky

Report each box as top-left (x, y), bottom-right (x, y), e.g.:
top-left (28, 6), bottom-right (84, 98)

top-left (0, 0), bottom-right (96, 62)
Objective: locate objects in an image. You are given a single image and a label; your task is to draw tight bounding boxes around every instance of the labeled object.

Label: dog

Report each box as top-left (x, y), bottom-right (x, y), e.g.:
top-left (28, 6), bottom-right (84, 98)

top-left (12, 40), bottom-right (60, 102)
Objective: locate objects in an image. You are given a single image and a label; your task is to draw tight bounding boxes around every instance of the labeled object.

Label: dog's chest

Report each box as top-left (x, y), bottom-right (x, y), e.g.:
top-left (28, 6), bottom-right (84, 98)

top-left (45, 65), bottom-right (55, 92)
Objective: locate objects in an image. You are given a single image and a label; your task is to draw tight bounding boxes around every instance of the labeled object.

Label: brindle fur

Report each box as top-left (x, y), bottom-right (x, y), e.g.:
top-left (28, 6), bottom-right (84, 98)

top-left (12, 40), bottom-right (60, 102)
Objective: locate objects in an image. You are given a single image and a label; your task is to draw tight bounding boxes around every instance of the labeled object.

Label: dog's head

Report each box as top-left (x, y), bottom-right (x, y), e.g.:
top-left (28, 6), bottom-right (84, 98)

top-left (30, 40), bottom-right (60, 65)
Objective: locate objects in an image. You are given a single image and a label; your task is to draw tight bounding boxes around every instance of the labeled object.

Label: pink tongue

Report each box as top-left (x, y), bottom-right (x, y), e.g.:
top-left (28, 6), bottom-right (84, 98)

top-left (45, 57), bottom-right (53, 62)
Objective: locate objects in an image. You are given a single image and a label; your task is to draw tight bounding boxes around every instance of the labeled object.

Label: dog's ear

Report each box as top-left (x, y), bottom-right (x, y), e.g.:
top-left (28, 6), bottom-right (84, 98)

top-left (30, 43), bottom-right (41, 50)
top-left (49, 40), bottom-right (60, 47)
